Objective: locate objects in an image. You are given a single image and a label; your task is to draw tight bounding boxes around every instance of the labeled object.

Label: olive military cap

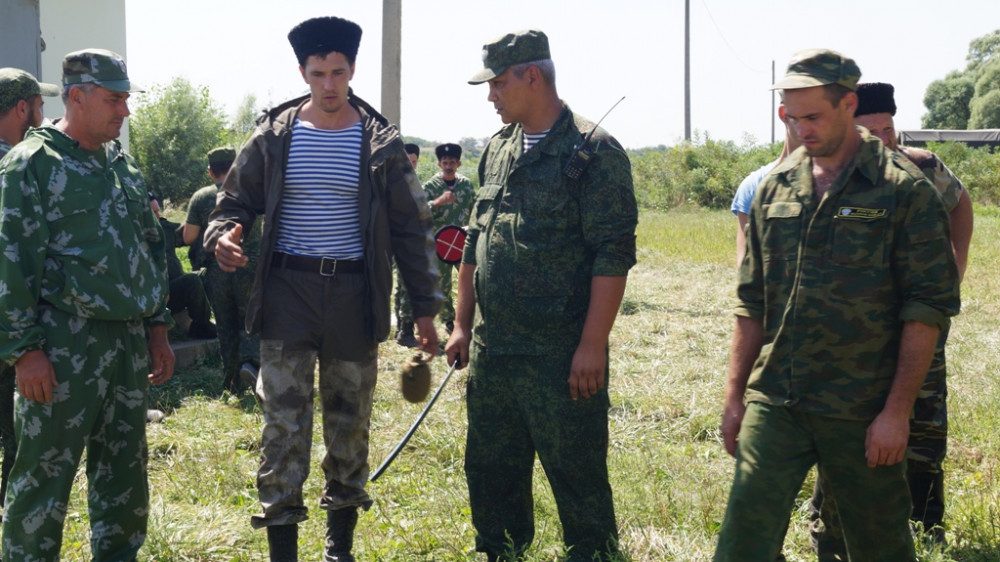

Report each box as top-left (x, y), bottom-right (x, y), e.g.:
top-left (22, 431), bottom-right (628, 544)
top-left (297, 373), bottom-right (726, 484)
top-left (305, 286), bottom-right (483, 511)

top-left (468, 29), bottom-right (550, 85)
top-left (0, 68), bottom-right (59, 113)
top-left (62, 49), bottom-right (143, 93)
top-left (207, 147), bottom-right (236, 165)
top-left (771, 49), bottom-right (860, 91)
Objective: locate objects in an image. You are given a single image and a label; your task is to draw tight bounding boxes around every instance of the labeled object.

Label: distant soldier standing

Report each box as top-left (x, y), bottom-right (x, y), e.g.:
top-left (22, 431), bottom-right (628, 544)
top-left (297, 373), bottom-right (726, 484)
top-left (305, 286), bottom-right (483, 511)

top-left (394, 143), bottom-right (423, 347)
top-left (423, 143), bottom-right (475, 334)
top-left (0, 67), bottom-right (58, 520)
top-left (446, 29), bottom-right (638, 561)
top-left (185, 147), bottom-right (262, 392)
top-left (0, 48), bottom-right (174, 561)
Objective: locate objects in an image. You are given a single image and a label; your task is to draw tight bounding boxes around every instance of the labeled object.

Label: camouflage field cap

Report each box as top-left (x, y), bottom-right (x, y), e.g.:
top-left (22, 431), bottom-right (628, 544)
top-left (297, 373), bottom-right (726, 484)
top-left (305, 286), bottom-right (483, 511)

top-left (62, 49), bottom-right (144, 93)
top-left (207, 146), bottom-right (236, 165)
top-left (771, 49), bottom-right (860, 91)
top-left (468, 29), bottom-right (550, 85)
top-left (0, 68), bottom-right (59, 113)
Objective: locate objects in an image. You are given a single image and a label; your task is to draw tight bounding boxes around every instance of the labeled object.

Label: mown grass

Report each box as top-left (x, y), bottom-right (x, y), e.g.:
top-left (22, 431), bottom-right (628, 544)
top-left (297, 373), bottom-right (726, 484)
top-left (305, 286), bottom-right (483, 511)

top-left (44, 209), bottom-right (1000, 560)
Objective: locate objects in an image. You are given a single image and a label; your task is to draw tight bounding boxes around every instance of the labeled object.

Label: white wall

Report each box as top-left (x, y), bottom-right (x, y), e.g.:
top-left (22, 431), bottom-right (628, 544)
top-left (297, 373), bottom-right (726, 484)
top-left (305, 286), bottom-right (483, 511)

top-left (40, 0), bottom-right (129, 145)
top-left (0, 0), bottom-right (42, 75)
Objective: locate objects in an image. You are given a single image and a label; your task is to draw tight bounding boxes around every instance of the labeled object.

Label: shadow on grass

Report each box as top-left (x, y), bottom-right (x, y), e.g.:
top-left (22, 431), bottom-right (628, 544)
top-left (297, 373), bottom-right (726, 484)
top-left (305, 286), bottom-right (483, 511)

top-left (148, 353), bottom-right (260, 415)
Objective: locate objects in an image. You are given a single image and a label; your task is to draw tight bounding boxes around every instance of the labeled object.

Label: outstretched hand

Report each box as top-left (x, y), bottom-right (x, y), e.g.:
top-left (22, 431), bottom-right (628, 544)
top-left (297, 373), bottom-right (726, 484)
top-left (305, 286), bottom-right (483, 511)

top-left (215, 224), bottom-right (247, 272)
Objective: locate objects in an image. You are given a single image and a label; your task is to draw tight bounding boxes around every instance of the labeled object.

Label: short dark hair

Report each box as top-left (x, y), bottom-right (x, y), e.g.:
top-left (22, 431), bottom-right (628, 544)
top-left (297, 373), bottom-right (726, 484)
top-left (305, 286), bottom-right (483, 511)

top-left (404, 143), bottom-right (420, 157)
top-left (822, 83), bottom-right (852, 108)
top-left (209, 160), bottom-right (233, 176)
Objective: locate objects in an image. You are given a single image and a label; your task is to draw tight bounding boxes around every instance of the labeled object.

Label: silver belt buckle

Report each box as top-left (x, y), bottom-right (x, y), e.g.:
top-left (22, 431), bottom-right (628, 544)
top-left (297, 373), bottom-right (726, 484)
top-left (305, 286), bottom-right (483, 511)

top-left (319, 257), bottom-right (338, 277)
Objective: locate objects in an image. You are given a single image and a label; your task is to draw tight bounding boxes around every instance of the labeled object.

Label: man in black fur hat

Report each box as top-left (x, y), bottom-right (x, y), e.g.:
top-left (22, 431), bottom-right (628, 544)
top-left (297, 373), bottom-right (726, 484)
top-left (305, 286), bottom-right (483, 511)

top-left (204, 16), bottom-right (442, 562)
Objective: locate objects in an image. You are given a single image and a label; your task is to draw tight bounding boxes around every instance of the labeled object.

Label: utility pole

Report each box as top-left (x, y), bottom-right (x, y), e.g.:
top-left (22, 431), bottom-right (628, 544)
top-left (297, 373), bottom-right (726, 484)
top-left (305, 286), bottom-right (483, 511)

top-left (684, 0), bottom-right (691, 141)
top-left (381, 0), bottom-right (402, 127)
top-left (771, 60), bottom-right (775, 144)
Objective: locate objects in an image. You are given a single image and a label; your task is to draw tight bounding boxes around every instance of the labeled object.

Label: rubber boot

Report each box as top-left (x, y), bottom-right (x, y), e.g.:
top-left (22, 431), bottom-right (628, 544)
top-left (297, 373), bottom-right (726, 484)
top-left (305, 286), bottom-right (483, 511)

top-left (267, 524), bottom-right (298, 562)
top-left (325, 506), bottom-right (359, 561)
top-left (910, 471), bottom-right (946, 544)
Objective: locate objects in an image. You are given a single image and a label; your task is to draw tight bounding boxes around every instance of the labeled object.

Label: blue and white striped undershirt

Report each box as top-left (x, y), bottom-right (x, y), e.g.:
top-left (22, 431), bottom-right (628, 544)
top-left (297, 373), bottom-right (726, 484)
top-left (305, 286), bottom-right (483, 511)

top-left (274, 119), bottom-right (364, 259)
top-left (523, 129), bottom-right (549, 154)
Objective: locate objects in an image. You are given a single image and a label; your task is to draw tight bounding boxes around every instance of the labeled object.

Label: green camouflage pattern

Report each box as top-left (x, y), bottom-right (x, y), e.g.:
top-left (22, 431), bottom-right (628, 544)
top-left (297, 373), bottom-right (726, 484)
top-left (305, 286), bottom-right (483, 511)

top-left (187, 183), bottom-right (265, 270)
top-left (61, 49), bottom-right (142, 93)
top-left (462, 105), bottom-right (634, 560)
top-left (0, 125), bottom-right (171, 364)
top-left (772, 48), bottom-right (861, 91)
top-left (0, 68), bottom-right (58, 113)
top-left (714, 403), bottom-right (915, 561)
top-left (0, 140), bottom-right (12, 159)
top-left (464, 106), bottom-right (638, 355)
top-left (0, 124), bottom-right (167, 560)
top-left (393, 265), bottom-right (411, 325)
top-left (425, 172), bottom-right (475, 323)
top-left (466, 342), bottom-right (619, 561)
top-left (424, 172), bottom-right (476, 229)
top-left (206, 261), bottom-right (259, 391)
top-left (736, 130), bottom-right (960, 420)
top-left (468, 29), bottom-right (551, 85)
top-left (900, 145), bottom-right (965, 212)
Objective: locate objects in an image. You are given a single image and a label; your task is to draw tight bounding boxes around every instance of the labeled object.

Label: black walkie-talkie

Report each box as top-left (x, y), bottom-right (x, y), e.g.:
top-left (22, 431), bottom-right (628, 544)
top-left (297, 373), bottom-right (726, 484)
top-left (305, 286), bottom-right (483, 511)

top-left (563, 96), bottom-right (625, 180)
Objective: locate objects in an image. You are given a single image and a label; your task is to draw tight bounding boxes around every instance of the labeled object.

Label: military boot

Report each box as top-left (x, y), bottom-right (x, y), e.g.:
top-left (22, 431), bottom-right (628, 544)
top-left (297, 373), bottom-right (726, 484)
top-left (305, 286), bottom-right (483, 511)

top-left (395, 321), bottom-right (417, 348)
top-left (325, 506), bottom-right (359, 561)
top-left (267, 524), bottom-right (298, 561)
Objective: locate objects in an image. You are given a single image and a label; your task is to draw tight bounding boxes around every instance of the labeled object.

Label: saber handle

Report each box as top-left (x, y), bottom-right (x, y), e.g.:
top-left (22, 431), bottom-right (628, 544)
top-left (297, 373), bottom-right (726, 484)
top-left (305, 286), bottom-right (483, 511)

top-left (369, 357), bottom-right (461, 482)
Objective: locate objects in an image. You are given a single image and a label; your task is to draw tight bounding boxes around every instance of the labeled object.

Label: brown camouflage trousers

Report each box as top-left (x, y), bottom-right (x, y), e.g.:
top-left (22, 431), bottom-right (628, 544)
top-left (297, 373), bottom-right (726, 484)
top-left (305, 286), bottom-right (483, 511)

top-left (251, 267), bottom-right (378, 529)
top-left (465, 343), bottom-right (619, 561)
top-left (809, 327), bottom-right (950, 559)
top-left (2, 307), bottom-right (151, 562)
top-left (714, 402), bottom-right (915, 562)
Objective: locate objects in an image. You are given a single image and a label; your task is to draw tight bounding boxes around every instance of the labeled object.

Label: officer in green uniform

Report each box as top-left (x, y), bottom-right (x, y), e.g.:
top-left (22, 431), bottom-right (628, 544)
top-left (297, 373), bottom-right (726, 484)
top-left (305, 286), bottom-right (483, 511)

top-left (0, 49), bottom-right (174, 561)
top-left (809, 81), bottom-right (974, 556)
top-left (424, 143), bottom-right (476, 333)
top-left (714, 50), bottom-right (960, 561)
top-left (0, 67), bottom-right (59, 521)
top-left (446, 29), bottom-right (638, 561)
top-left (185, 147), bottom-right (261, 392)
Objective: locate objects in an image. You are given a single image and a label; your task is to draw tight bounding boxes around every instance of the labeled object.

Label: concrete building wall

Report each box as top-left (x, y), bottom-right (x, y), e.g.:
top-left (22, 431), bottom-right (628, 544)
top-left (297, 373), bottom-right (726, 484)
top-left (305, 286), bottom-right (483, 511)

top-left (0, 0), bottom-right (43, 75)
top-left (39, 0), bottom-right (129, 145)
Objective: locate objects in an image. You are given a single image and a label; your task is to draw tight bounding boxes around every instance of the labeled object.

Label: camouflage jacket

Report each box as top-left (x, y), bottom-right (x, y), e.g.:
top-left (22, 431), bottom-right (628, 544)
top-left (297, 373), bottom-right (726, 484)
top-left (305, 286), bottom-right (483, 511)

top-left (0, 126), bottom-right (171, 364)
top-left (464, 104), bottom-right (638, 355)
top-left (187, 183), bottom-right (262, 269)
top-left (203, 91), bottom-right (442, 340)
top-left (737, 130), bottom-right (960, 420)
top-left (898, 145), bottom-right (965, 212)
top-left (0, 139), bottom-right (12, 160)
top-left (423, 172), bottom-right (476, 230)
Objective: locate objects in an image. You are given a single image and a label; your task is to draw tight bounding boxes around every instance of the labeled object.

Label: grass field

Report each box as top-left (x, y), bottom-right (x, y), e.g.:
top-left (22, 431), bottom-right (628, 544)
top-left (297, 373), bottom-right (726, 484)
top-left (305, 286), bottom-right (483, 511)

top-left (49, 208), bottom-right (1000, 560)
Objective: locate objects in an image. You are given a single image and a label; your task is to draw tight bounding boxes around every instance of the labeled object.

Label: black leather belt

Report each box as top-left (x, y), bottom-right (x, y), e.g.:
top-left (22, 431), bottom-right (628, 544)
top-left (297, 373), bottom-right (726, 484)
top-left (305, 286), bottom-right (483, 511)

top-left (270, 252), bottom-right (364, 276)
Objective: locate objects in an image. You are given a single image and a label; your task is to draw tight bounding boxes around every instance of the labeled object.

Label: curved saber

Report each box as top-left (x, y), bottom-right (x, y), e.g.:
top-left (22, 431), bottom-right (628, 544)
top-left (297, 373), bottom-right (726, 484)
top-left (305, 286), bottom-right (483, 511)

top-left (369, 357), bottom-right (461, 482)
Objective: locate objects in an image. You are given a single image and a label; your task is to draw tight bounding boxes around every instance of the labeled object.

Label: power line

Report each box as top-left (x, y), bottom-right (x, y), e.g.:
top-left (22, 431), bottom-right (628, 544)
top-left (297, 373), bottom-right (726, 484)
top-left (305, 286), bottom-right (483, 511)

top-left (698, 0), bottom-right (768, 74)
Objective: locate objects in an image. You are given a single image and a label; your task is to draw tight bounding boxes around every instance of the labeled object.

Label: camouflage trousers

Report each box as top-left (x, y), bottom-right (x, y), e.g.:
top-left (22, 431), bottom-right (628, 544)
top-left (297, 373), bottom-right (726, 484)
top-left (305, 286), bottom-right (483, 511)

top-left (465, 343), bottom-right (619, 561)
top-left (2, 307), bottom-right (151, 562)
top-left (713, 402), bottom-right (914, 562)
top-left (206, 261), bottom-right (260, 392)
top-left (393, 263), bottom-right (412, 327)
top-left (436, 259), bottom-right (457, 324)
top-left (0, 364), bottom-right (14, 514)
top-left (809, 327), bottom-right (950, 559)
top-left (251, 267), bottom-right (378, 529)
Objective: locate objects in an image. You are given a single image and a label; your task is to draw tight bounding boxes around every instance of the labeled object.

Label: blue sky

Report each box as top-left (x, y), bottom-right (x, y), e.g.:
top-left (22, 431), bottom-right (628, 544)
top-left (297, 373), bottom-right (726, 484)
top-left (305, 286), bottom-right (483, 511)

top-left (126, 0), bottom-right (1000, 149)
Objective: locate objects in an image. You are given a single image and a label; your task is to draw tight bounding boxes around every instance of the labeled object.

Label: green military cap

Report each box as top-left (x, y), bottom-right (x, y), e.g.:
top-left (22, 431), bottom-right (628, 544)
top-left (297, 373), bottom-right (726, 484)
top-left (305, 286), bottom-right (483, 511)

top-left (468, 29), bottom-right (550, 85)
top-left (207, 147), bottom-right (236, 165)
top-left (771, 49), bottom-right (861, 91)
top-left (0, 68), bottom-right (59, 113)
top-left (62, 48), bottom-right (144, 93)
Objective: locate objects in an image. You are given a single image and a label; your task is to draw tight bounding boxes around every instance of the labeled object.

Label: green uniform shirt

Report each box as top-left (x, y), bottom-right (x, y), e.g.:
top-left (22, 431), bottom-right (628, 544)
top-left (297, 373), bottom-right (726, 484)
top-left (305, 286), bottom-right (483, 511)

top-left (0, 126), bottom-right (171, 363)
top-left (898, 145), bottom-right (965, 212)
top-left (0, 140), bottom-right (12, 160)
top-left (737, 130), bottom-right (961, 420)
top-left (423, 172), bottom-right (476, 230)
top-left (464, 105), bottom-right (638, 355)
top-left (187, 183), bottom-right (262, 267)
